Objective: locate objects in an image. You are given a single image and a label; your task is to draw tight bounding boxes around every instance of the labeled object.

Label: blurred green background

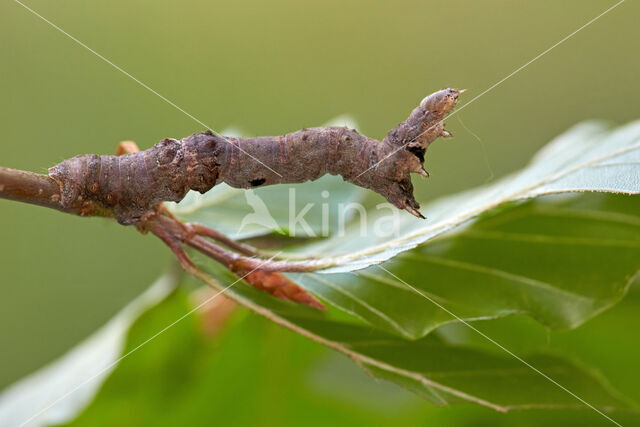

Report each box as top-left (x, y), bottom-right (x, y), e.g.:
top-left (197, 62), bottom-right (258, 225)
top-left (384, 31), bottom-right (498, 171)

top-left (1, 0), bottom-right (638, 424)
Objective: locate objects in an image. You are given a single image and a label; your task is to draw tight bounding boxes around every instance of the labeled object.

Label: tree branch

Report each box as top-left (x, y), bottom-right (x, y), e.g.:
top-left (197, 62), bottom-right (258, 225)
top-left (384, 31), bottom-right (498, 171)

top-left (0, 167), bottom-right (59, 209)
top-left (0, 167), bottom-right (111, 218)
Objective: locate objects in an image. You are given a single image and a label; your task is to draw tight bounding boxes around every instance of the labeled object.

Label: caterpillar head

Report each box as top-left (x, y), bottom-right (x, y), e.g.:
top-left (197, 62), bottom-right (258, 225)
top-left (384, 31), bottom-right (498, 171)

top-left (376, 88), bottom-right (464, 218)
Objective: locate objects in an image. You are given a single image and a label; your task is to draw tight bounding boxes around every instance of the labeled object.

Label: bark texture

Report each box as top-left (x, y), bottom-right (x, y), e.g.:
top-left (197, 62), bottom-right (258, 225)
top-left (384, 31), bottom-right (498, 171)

top-left (47, 88), bottom-right (461, 225)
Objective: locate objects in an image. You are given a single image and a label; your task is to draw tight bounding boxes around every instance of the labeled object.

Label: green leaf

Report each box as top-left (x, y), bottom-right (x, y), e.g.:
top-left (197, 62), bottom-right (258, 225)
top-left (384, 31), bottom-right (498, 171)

top-left (159, 121), bottom-right (640, 413)
top-left (5, 278), bottom-right (640, 425)
top-left (50, 284), bottom-right (637, 424)
top-left (195, 266), bottom-right (635, 417)
top-left (436, 285), bottom-right (640, 407)
top-left (168, 122), bottom-right (640, 338)
top-left (18, 122), bottom-right (630, 421)
top-left (308, 121), bottom-right (640, 272)
top-left (285, 194), bottom-right (640, 338)
top-left (172, 121), bottom-right (640, 272)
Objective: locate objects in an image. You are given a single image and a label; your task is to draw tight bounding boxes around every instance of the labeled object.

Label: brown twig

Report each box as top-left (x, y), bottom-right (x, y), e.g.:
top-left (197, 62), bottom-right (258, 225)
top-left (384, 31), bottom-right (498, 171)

top-left (0, 167), bottom-right (112, 217)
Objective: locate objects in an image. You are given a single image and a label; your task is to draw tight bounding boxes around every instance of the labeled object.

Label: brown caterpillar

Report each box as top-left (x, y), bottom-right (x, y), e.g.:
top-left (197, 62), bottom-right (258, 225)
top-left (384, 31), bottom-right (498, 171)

top-left (49, 89), bottom-right (461, 225)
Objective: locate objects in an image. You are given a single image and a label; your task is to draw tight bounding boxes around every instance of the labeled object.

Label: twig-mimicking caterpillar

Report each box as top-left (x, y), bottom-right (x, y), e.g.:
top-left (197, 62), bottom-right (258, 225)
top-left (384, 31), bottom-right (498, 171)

top-left (2, 89), bottom-right (463, 308)
top-left (49, 89), bottom-right (462, 225)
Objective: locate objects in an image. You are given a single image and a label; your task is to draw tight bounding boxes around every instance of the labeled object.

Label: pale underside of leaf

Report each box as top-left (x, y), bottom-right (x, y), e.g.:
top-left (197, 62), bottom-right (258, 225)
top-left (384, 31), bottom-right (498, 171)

top-left (170, 121), bottom-right (639, 273)
top-left (169, 121), bottom-right (640, 339)
top-left (286, 121), bottom-right (640, 272)
top-left (283, 194), bottom-right (640, 338)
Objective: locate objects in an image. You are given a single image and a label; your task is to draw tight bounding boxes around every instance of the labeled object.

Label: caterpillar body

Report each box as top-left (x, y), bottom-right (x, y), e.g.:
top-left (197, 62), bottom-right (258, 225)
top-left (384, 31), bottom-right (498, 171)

top-left (49, 89), bottom-right (461, 225)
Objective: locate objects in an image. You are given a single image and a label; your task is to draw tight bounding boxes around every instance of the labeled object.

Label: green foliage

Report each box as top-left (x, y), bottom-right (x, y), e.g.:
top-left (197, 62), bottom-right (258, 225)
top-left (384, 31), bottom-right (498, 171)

top-left (2, 122), bottom-right (638, 425)
top-left (2, 1), bottom-right (640, 425)
top-left (167, 121), bottom-right (640, 414)
top-left (63, 286), bottom-right (640, 426)
top-left (288, 195), bottom-right (639, 338)
top-left (208, 121), bottom-right (639, 273)
top-left (194, 246), bottom-right (634, 413)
